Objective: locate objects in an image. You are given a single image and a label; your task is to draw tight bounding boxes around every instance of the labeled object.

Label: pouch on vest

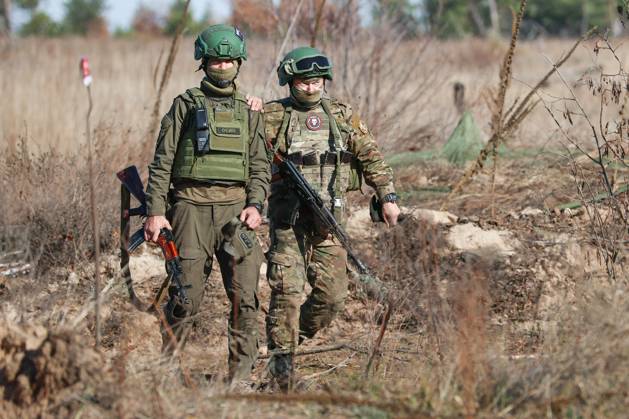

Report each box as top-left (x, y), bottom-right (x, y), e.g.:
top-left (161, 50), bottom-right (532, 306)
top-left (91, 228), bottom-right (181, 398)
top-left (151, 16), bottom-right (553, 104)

top-left (172, 89), bottom-right (250, 183)
top-left (222, 217), bottom-right (256, 262)
top-left (210, 111), bottom-right (245, 153)
top-left (347, 158), bottom-right (363, 192)
top-left (195, 108), bottom-right (210, 154)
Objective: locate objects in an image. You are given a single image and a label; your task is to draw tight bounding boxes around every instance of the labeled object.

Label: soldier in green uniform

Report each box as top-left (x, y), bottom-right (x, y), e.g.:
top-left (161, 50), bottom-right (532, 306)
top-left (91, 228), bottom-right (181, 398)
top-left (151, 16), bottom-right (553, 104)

top-left (263, 47), bottom-right (401, 388)
top-left (143, 24), bottom-right (270, 384)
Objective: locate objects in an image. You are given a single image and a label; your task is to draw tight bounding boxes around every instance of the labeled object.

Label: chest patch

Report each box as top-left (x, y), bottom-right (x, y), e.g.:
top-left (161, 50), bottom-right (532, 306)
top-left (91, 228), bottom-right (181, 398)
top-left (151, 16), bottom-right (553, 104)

top-left (305, 113), bottom-right (322, 131)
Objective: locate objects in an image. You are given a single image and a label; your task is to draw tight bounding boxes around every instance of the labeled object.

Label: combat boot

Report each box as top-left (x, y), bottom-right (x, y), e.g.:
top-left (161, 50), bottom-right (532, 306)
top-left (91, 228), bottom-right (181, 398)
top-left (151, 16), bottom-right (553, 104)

top-left (268, 353), bottom-right (294, 392)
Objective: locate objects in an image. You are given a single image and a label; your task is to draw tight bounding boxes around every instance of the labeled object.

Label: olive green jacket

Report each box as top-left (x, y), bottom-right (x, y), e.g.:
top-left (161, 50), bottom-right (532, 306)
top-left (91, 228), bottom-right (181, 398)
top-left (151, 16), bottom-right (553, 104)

top-left (146, 85), bottom-right (270, 216)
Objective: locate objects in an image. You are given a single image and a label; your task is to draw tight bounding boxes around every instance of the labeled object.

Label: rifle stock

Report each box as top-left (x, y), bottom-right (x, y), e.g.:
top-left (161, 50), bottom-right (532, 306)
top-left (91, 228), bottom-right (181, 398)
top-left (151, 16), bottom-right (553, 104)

top-left (116, 166), bottom-right (147, 217)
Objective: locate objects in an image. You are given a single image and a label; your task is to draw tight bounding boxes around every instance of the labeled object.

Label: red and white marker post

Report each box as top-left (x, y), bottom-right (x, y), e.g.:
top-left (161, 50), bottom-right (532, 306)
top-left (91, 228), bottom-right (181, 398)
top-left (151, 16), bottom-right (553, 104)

top-left (80, 56), bottom-right (101, 348)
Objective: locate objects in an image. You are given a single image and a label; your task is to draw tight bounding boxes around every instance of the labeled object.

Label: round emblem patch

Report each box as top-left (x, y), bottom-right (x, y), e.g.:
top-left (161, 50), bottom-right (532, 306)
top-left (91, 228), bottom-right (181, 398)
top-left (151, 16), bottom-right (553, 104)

top-left (305, 113), bottom-right (322, 131)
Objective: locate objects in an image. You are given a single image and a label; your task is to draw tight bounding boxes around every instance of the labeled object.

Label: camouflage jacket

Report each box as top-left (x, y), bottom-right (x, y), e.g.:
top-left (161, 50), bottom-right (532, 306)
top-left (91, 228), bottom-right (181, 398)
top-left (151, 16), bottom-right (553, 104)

top-left (146, 85), bottom-right (270, 216)
top-left (263, 97), bottom-right (396, 200)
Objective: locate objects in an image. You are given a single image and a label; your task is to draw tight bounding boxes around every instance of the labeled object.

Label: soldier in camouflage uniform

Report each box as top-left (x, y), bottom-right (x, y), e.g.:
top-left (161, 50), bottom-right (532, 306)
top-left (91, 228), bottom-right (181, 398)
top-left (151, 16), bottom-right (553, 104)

top-left (144, 24), bottom-right (270, 383)
top-left (263, 47), bottom-right (401, 388)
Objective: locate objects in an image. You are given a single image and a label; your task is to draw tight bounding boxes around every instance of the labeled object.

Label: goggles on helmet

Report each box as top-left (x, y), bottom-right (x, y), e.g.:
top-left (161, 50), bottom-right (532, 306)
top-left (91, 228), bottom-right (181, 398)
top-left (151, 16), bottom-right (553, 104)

top-left (285, 55), bottom-right (331, 75)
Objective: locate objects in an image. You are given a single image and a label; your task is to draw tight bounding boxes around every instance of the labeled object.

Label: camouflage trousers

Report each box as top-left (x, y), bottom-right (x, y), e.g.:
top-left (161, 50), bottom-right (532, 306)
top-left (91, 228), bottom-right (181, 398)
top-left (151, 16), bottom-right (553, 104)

top-left (164, 199), bottom-right (263, 381)
top-left (266, 221), bottom-right (349, 377)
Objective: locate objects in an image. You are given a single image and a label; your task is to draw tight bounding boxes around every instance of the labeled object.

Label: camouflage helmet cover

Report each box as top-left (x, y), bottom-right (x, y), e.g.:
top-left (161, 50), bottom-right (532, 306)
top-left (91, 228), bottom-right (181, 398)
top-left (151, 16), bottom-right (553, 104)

top-left (277, 46), bottom-right (333, 86)
top-left (194, 24), bottom-right (247, 61)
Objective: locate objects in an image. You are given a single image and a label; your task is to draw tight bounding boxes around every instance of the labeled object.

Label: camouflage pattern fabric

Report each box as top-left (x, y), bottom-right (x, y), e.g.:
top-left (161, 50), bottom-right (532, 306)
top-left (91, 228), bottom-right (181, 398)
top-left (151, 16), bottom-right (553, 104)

top-left (266, 221), bottom-right (348, 380)
top-left (264, 97), bottom-right (395, 199)
top-left (263, 96), bottom-right (395, 382)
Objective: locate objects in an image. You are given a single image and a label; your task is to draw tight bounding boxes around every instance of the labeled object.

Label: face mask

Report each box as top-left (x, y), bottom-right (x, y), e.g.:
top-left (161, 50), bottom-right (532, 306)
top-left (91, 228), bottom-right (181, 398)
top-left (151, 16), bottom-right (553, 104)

top-left (206, 64), bottom-right (238, 88)
top-left (290, 84), bottom-right (322, 108)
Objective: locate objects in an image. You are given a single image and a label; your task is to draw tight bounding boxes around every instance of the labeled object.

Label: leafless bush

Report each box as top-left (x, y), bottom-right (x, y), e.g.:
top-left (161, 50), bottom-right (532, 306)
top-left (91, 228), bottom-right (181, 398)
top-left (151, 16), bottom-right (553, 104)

top-left (542, 33), bottom-right (629, 280)
top-left (132, 5), bottom-right (163, 36)
top-left (0, 127), bottom-right (122, 274)
top-left (232, 0), bottom-right (279, 37)
top-left (254, 1), bottom-right (442, 154)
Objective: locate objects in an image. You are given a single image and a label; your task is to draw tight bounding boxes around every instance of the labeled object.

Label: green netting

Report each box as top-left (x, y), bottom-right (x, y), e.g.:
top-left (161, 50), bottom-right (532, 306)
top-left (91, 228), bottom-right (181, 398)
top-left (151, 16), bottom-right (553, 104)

top-left (439, 111), bottom-right (484, 166)
top-left (386, 150), bottom-right (437, 167)
top-left (387, 111), bottom-right (485, 168)
top-left (385, 112), bottom-right (575, 169)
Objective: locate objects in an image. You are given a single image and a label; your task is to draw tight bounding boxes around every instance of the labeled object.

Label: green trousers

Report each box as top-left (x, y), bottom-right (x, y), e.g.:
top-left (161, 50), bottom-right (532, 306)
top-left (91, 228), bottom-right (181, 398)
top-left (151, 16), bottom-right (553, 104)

top-left (265, 221), bottom-right (349, 377)
top-left (164, 199), bottom-right (262, 381)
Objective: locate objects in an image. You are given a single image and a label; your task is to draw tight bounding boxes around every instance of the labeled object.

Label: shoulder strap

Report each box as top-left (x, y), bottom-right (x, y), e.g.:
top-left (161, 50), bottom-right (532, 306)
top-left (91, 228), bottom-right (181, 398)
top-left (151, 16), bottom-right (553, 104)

top-left (185, 87), bottom-right (206, 110)
top-left (276, 103), bottom-right (293, 154)
top-left (233, 91), bottom-right (247, 103)
top-left (321, 98), bottom-right (346, 201)
top-left (321, 98), bottom-right (342, 150)
top-left (234, 91), bottom-right (247, 121)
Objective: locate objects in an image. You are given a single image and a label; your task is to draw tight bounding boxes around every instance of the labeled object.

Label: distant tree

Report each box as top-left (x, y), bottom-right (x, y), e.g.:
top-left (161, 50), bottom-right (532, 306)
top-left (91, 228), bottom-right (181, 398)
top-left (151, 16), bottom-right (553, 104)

top-left (20, 10), bottom-right (61, 36)
top-left (373, 0), bottom-right (423, 36)
top-left (164, 0), bottom-right (204, 36)
top-left (423, 0), bottom-right (475, 37)
top-left (525, 0), bottom-right (609, 36)
top-left (422, 0), bottom-right (616, 38)
top-left (0, 0), bottom-right (12, 36)
top-left (131, 4), bottom-right (162, 36)
top-left (276, 0), bottom-right (341, 40)
top-left (2, 0), bottom-right (41, 36)
top-left (61, 0), bottom-right (107, 36)
top-left (232, 0), bottom-right (277, 37)
top-left (15, 0), bottom-right (38, 8)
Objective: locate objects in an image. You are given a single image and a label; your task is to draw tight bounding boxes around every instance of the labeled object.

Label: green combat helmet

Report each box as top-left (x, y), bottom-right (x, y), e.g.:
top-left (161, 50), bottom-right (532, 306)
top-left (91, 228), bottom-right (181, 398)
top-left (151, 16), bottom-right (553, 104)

top-left (194, 24), bottom-right (247, 61)
top-left (277, 47), bottom-right (333, 86)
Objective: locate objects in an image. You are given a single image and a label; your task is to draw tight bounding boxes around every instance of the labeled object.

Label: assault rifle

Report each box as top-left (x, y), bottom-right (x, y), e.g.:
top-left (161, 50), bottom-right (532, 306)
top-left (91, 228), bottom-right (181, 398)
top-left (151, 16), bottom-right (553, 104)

top-left (275, 156), bottom-right (389, 301)
top-left (117, 166), bottom-right (189, 309)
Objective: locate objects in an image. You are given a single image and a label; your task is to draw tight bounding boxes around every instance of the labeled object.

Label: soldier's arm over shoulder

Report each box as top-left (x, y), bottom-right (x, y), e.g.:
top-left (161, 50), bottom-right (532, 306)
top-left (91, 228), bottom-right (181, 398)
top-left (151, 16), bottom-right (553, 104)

top-left (343, 103), bottom-right (396, 199)
top-left (146, 96), bottom-right (188, 216)
top-left (263, 101), bottom-right (287, 156)
top-left (246, 109), bottom-right (271, 206)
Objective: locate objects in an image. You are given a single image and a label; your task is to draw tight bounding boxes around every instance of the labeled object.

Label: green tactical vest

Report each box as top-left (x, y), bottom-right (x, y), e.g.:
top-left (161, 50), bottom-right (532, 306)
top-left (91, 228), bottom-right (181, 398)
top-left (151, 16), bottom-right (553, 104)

top-left (172, 88), bottom-right (249, 183)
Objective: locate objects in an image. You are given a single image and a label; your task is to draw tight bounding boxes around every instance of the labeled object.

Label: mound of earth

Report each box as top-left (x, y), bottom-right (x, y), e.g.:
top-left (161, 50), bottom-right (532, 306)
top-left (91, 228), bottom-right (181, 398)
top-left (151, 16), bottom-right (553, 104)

top-left (0, 321), bottom-right (115, 416)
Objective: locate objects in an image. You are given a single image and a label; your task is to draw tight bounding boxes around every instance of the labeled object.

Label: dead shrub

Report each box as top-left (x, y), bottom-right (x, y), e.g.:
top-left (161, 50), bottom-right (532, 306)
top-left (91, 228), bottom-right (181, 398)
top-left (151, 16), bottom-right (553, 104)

top-left (231, 0), bottom-right (278, 37)
top-left (0, 128), bottom-right (121, 274)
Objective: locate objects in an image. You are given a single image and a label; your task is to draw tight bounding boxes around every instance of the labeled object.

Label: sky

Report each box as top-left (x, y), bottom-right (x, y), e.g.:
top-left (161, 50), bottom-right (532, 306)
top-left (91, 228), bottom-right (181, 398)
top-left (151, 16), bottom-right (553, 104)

top-left (13, 0), bottom-right (234, 31)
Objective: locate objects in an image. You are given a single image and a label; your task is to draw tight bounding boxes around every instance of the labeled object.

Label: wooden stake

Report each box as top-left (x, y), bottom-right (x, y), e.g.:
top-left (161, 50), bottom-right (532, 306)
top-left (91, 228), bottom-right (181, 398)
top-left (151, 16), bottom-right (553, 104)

top-left (84, 84), bottom-right (101, 348)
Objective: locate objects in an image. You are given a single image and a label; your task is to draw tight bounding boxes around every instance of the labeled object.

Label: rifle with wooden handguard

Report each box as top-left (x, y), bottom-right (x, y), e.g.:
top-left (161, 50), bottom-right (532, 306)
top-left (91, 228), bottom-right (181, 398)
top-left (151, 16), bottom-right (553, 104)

top-left (274, 155), bottom-right (389, 301)
top-left (117, 166), bottom-right (189, 310)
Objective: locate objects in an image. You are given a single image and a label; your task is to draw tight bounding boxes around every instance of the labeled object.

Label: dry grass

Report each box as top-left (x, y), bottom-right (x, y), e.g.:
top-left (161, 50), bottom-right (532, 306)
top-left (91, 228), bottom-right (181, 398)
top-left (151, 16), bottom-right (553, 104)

top-left (0, 35), bottom-right (612, 154)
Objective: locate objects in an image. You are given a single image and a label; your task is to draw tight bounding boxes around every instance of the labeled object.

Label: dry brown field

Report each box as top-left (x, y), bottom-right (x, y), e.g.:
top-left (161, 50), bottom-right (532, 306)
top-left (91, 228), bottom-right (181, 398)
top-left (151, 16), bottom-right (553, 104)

top-left (1, 35), bottom-right (628, 417)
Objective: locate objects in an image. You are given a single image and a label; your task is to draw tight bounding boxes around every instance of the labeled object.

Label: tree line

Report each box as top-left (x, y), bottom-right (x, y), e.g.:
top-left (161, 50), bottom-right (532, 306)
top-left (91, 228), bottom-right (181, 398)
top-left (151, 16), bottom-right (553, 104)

top-left (0, 0), bottom-right (626, 39)
top-left (0, 0), bottom-right (210, 37)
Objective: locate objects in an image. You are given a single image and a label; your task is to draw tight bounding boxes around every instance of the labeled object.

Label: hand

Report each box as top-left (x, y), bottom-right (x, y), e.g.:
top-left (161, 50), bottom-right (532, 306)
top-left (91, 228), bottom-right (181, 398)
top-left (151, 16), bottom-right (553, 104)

top-left (240, 206), bottom-right (262, 230)
top-left (246, 94), bottom-right (264, 112)
top-left (144, 215), bottom-right (172, 242)
top-left (382, 202), bottom-right (401, 227)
